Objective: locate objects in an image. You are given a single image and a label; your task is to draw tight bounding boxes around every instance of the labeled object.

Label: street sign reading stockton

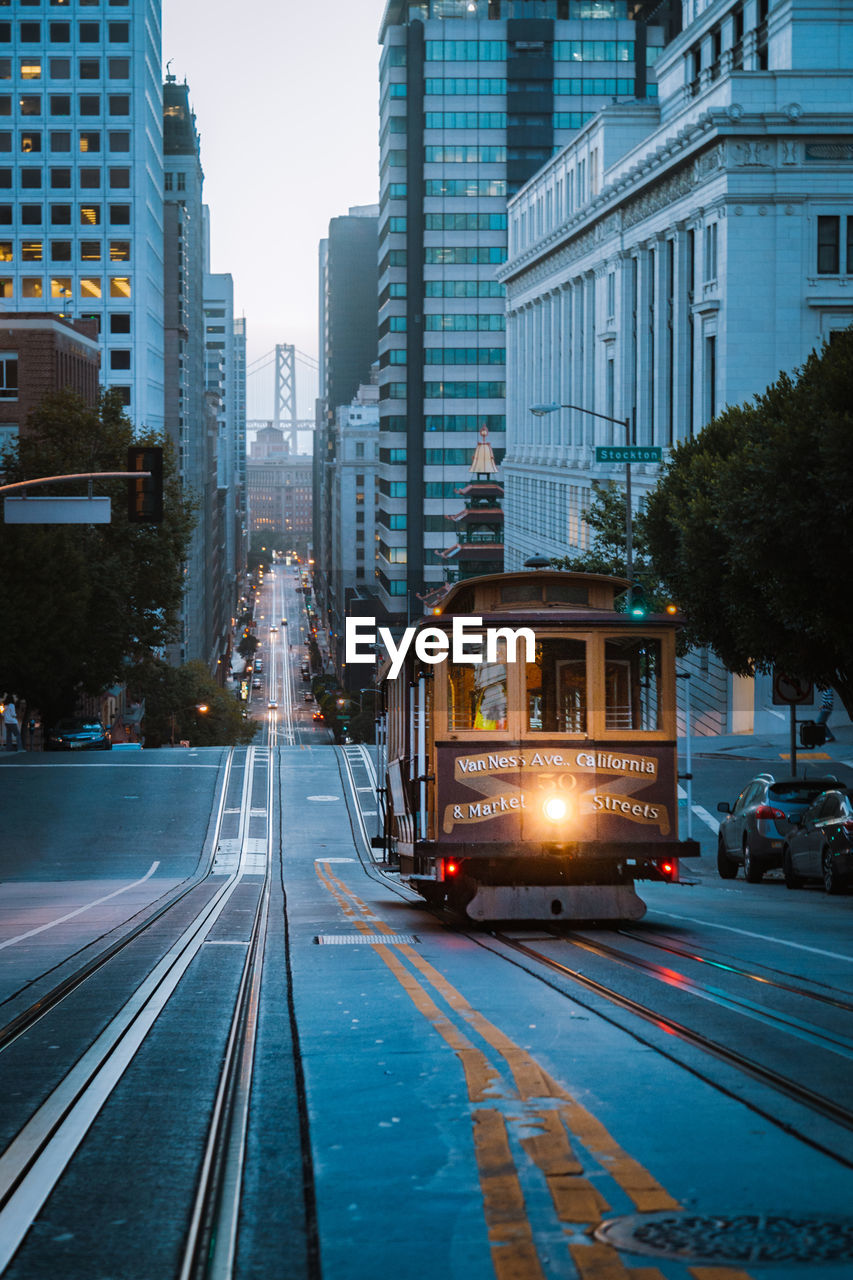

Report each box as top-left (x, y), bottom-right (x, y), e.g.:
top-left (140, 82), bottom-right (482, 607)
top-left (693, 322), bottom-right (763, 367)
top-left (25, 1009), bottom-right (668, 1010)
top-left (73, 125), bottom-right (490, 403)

top-left (595, 446), bottom-right (663, 464)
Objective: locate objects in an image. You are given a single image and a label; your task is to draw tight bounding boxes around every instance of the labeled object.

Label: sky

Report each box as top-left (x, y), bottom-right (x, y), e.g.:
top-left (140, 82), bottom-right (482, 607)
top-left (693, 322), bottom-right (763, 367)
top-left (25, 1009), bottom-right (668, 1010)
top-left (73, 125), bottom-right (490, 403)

top-left (162, 0), bottom-right (385, 414)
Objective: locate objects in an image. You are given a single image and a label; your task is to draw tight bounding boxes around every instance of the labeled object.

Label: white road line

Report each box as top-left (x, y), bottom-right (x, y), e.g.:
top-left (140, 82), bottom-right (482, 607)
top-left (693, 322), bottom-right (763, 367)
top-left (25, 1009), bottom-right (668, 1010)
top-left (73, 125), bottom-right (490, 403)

top-left (651, 909), bottom-right (853, 964)
top-left (692, 805), bottom-right (720, 834)
top-left (0, 862), bottom-right (160, 951)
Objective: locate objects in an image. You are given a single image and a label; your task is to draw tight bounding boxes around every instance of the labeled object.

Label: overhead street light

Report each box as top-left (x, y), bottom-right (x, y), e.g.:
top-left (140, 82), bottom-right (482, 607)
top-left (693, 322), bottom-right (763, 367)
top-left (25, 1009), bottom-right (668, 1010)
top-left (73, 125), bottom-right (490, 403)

top-left (529, 401), bottom-right (634, 605)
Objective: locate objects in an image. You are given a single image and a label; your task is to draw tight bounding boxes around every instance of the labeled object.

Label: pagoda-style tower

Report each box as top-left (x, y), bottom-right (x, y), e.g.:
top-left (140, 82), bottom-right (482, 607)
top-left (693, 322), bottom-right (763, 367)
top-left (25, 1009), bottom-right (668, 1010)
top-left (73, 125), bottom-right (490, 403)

top-left (441, 426), bottom-right (504, 582)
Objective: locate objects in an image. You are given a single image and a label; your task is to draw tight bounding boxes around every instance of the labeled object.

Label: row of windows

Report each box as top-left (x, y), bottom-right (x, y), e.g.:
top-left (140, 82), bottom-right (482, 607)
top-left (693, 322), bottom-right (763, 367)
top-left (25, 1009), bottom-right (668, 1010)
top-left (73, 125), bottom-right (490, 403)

top-left (378, 414), bottom-right (505, 435)
top-left (384, 347), bottom-right (505, 367)
top-left (1, 168), bottom-right (127, 191)
top-left (425, 313), bottom-right (505, 331)
top-left (424, 145), bottom-right (505, 163)
top-left (553, 77), bottom-right (634, 95)
top-left (425, 279), bottom-right (504, 298)
top-left (424, 213), bottom-right (506, 231)
top-left (426, 380), bottom-right (505, 398)
top-left (425, 246), bottom-right (506, 264)
top-left (424, 111), bottom-right (506, 129)
top-left (0, 236), bottom-right (129, 258)
top-left (417, 39), bottom-right (636, 62)
top-left (425, 178), bottom-right (506, 198)
top-left (0, 272), bottom-right (129, 296)
top-left (6, 201), bottom-right (129, 223)
top-left (0, 1), bottom-right (130, 7)
top-left (0, 92), bottom-right (128, 113)
top-left (0, 55), bottom-right (128, 78)
top-left (424, 78), bottom-right (505, 95)
top-left (0, 20), bottom-right (129, 40)
top-left (0, 131), bottom-right (132, 155)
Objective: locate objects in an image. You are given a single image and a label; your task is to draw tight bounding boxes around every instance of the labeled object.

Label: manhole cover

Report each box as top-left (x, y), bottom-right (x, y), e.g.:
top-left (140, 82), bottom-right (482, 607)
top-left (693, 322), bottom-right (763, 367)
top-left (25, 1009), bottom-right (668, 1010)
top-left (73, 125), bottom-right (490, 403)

top-left (595, 1213), bottom-right (853, 1266)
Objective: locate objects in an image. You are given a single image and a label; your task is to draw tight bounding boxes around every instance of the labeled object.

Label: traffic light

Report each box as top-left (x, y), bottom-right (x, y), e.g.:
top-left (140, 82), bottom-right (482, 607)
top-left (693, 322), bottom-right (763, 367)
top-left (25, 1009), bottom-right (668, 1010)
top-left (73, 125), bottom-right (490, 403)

top-left (127, 445), bottom-right (163, 524)
top-left (799, 720), bottom-right (828, 749)
top-left (628, 584), bottom-right (648, 618)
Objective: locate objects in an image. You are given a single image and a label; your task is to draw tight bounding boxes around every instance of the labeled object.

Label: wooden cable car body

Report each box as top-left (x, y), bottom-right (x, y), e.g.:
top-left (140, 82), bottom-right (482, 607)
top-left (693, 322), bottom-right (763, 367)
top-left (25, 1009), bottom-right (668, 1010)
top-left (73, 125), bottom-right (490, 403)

top-left (379, 570), bottom-right (700, 922)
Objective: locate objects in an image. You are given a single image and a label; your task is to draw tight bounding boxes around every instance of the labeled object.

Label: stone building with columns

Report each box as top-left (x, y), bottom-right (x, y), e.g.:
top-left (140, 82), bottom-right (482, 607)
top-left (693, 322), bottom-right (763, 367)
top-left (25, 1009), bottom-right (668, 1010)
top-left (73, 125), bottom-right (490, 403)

top-left (499, 0), bottom-right (853, 735)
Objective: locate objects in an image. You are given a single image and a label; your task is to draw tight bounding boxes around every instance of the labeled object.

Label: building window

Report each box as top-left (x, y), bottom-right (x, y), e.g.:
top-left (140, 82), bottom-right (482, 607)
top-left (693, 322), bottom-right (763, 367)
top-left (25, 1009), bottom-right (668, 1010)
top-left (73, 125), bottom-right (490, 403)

top-left (20, 23), bottom-right (41, 43)
top-left (108, 22), bottom-right (129, 42)
top-left (108, 167), bottom-right (129, 187)
top-left (0, 62), bottom-right (9, 81)
top-left (50, 204), bottom-right (71, 224)
top-left (79, 167), bottom-right (100, 188)
top-left (109, 348), bottom-right (130, 370)
top-left (21, 167), bottom-right (41, 188)
top-left (80, 277), bottom-right (101, 298)
top-left (20, 60), bottom-right (42, 81)
top-left (80, 240), bottom-right (100, 261)
top-left (176, 172), bottom-right (185, 191)
top-left (21, 132), bottom-right (41, 153)
top-left (50, 130), bottom-right (70, 151)
top-left (21, 240), bottom-right (42, 260)
top-left (50, 274), bottom-right (71, 298)
top-left (109, 240), bottom-right (129, 261)
top-left (49, 58), bottom-right (71, 79)
top-left (108, 58), bottom-right (129, 79)
top-left (108, 94), bottom-right (129, 115)
top-left (79, 131), bottom-right (100, 153)
top-left (817, 215), bottom-right (840, 275)
top-left (705, 334), bottom-right (716, 422)
top-left (49, 167), bottom-right (70, 188)
top-left (164, 172), bottom-right (173, 191)
top-left (108, 131), bottom-right (129, 152)
top-left (109, 312), bottom-right (130, 334)
top-left (703, 222), bottom-right (718, 282)
top-left (19, 94), bottom-right (41, 116)
top-left (109, 275), bottom-right (130, 297)
top-left (79, 94), bottom-right (100, 115)
top-left (108, 202), bottom-right (129, 224)
top-left (79, 22), bottom-right (100, 42)
top-left (50, 94), bottom-right (70, 115)
top-left (50, 239), bottom-right (71, 260)
top-left (0, 241), bottom-right (11, 260)
top-left (0, 352), bottom-right (17, 400)
top-left (79, 59), bottom-right (100, 80)
top-left (80, 204), bottom-right (100, 224)
top-left (21, 204), bottom-right (41, 225)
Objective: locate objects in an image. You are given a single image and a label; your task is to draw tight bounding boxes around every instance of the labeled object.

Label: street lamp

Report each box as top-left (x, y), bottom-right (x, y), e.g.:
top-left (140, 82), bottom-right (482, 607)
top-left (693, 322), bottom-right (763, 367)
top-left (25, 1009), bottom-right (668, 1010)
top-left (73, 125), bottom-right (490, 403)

top-left (530, 401), bottom-right (634, 604)
top-left (170, 702), bottom-right (208, 748)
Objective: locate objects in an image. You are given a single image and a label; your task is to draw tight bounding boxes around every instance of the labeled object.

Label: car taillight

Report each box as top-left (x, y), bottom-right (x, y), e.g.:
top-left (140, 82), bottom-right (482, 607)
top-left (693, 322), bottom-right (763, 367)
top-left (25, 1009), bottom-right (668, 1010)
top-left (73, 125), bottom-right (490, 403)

top-left (755, 805), bottom-right (786, 821)
top-left (841, 821), bottom-right (853, 838)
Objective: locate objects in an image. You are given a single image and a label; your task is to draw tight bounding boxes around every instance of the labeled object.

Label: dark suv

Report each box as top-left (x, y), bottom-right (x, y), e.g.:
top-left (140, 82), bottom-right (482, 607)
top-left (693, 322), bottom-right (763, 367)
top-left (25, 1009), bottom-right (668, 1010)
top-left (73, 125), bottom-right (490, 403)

top-left (716, 774), bottom-right (840, 882)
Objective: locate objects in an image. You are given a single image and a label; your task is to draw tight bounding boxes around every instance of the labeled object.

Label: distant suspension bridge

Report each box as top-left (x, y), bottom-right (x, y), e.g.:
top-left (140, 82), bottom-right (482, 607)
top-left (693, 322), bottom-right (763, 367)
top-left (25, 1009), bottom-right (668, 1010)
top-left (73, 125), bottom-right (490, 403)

top-left (246, 343), bottom-right (319, 455)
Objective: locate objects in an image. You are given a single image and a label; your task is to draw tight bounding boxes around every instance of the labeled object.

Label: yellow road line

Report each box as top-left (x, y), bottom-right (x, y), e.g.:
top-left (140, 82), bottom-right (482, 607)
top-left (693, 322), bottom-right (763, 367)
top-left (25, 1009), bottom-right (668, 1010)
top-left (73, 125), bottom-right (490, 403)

top-left (474, 1109), bottom-right (547, 1280)
top-left (313, 862), bottom-right (754, 1280)
top-left (689, 1270), bottom-right (756, 1280)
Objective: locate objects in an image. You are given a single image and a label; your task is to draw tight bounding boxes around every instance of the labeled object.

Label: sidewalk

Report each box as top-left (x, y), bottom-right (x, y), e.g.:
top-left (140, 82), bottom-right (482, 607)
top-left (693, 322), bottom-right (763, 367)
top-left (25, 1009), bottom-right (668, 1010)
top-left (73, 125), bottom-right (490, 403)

top-left (679, 724), bottom-right (853, 767)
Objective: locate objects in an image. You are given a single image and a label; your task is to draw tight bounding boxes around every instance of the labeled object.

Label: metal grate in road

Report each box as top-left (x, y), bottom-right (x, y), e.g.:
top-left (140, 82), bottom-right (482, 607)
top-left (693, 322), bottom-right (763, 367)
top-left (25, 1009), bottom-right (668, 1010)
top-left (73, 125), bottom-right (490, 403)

top-left (313, 934), bottom-right (419, 946)
top-left (596, 1213), bottom-right (853, 1265)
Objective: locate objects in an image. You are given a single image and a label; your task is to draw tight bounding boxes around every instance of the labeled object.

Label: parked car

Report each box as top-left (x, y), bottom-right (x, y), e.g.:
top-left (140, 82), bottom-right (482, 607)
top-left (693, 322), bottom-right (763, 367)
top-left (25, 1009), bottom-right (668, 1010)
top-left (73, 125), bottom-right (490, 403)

top-left (716, 773), bottom-right (842, 881)
top-left (312, 711), bottom-right (324, 722)
top-left (46, 718), bottom-right (112, 751)
top-left (783, 789), bottom-right (853, 893)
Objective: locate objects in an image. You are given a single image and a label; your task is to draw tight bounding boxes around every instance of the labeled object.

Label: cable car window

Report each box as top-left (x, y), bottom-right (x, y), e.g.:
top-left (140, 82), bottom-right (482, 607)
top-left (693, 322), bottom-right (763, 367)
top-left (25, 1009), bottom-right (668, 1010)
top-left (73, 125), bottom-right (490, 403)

top-left (603, 636), bottom-right (662, 731)
top-left (500, 583), bottom-right (541, 603)
top-left (525, 637), bottom-right (586, 733)
top-left (448, 651), bottom-right (507, 731)
top-left (544, 584), bottom-right (589, 604)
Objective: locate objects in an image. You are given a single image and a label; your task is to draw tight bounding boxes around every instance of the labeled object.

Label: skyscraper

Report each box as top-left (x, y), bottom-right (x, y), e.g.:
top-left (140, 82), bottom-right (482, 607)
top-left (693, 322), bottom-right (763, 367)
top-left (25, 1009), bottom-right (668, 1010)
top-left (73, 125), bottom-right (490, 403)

top-left (0, 0), bottom-right (164, 428)
top-left (377, 0), bottom-right (666, 618)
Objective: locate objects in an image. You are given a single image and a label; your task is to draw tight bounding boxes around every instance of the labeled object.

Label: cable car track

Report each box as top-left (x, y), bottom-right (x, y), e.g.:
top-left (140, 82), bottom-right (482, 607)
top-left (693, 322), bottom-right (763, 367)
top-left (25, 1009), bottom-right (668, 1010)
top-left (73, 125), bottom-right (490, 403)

top-left (485, 929), bottom-right (853, 1169)
top-left (0, 745), bottom-right (274, 1276)
top-left (336, 752), bottom-right (853, 1171)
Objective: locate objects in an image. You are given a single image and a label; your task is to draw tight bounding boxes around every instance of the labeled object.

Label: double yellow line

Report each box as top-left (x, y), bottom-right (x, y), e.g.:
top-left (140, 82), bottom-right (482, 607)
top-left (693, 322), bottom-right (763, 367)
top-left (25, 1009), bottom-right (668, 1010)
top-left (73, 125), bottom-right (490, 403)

top-left (314, 862), bottom-right (753, 1280)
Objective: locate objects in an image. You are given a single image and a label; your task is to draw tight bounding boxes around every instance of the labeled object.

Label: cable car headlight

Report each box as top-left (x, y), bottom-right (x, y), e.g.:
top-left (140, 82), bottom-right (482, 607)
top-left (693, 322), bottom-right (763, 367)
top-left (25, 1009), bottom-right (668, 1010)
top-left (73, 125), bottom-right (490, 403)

top-left (543, 795), bottom-right (568, 823)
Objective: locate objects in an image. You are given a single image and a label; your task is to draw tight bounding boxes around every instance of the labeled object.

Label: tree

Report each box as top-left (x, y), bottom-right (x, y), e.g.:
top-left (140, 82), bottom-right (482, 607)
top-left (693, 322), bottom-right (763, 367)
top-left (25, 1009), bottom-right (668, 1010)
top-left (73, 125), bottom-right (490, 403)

top-left (642, 330), bottom-right (853, 717)
top-left (129, 658), bottom-right (256, 747)
top-left (0, 389), bottom-right (196, 725)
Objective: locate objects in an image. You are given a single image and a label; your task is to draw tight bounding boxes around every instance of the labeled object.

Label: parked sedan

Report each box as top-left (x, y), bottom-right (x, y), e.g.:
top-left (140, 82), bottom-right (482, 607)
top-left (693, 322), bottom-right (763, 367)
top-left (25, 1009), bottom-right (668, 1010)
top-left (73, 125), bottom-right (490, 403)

top-left (716, 774), bottom-right (840, 882)
top-left (46, 718), bottom-right (112, 751)
top-left (783, 789), bottom-right (853, 893)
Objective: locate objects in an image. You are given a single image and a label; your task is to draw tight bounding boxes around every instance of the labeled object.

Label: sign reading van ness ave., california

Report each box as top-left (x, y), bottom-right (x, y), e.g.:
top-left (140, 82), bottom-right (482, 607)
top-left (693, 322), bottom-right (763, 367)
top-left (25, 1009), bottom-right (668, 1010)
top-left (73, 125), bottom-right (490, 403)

top-left (436, 744), bottom-right (675, 844)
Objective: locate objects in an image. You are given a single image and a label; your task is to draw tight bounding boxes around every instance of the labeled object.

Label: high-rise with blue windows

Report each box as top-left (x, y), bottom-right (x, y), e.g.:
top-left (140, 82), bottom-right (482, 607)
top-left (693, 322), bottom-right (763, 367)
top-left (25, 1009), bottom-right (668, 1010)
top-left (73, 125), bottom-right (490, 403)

top-left (376, 0), bottom-right (669, 618)
top-left (0, 0), bottom-right (164, 431)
